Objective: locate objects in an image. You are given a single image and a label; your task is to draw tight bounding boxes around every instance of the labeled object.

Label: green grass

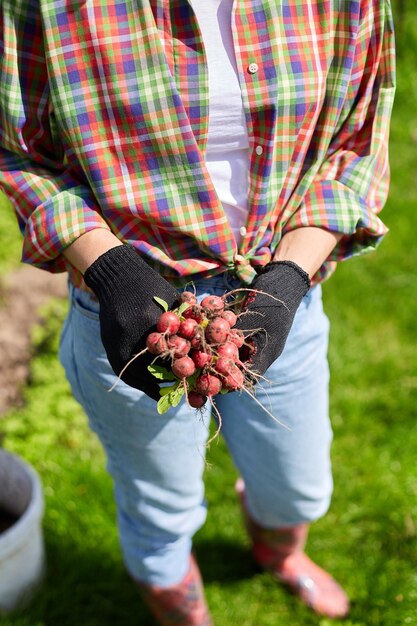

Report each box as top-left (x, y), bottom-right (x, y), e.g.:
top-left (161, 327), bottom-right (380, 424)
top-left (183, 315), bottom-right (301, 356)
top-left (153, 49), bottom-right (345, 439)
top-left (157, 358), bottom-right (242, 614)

top-left (0, 195), bottom-right (22, 276)
top-left (1, 8), bottom-right (417, 624)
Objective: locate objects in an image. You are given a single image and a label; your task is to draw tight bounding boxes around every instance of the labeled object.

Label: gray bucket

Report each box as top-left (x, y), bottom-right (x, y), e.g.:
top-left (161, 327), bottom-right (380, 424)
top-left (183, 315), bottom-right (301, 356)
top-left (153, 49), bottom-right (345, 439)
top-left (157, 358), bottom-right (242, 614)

top-left (0, 449), bottom-right (45, 612)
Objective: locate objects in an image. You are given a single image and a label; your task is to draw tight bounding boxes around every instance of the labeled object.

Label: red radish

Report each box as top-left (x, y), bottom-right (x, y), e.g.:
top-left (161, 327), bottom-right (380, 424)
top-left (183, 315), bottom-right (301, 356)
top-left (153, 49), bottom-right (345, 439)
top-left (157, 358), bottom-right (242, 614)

top-left (190, 349), bottom-right (213, 369)
top-left (183, 305), bottom-right (205, 323)
top-left (221, 310), bottom-right (237, 327)
top-left (188, 391), bottom-right (207, 409)
top-left (205, 317), bottom-right (230, 344)
top-left (143, 289), bottom-right (266, 416)
top-left (178, 318), bottom-right (198, 340)
top-left (157, 311), bottom-right (181, 334)
top-left (167, 335), bottom-right (191, 358)
top-left (217, 341), bottom-right (239, 361)
top-left (180, 291), bottom-right (198, 305)
top-left (229, 328), bottom-right (245, 348)
top-left (222, 365), bottom-right (245, 391)
top-left (146, 332), bottom-right (168, 355)
top-left (195, 373), bottom-right (222, 396)
top-left (214, 356), bottom-right (235, 376)
top-left (201, 295), bottom-right (225, 315)
top-left (191, 328), bottom-right (205, 349)
top-left (172, 356), bottom-right (196, 378)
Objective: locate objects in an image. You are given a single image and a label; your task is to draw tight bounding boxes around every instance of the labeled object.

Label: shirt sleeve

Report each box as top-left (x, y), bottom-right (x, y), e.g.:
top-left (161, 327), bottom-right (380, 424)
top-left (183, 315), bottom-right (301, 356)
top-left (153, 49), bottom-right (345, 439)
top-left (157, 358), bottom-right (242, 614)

top-left (0, 3), bottom-right (110, 273)
top-left (282, 0), bottom-right (396, 270)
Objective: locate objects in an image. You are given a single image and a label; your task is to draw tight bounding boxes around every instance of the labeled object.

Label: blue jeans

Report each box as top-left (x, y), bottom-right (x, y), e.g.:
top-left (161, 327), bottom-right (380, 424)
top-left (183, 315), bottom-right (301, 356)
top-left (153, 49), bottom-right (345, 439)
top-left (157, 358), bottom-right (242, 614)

top-left (59, 273), bottom-right (333, 587)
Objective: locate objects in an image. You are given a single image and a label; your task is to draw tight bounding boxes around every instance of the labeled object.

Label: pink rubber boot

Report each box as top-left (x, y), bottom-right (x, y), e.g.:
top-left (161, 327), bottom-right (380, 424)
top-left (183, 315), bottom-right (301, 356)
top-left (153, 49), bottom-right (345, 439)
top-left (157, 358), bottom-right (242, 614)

top-left (135, 554), bottom-right (213, 626)
top-left (236, 478), bottom-right (349, 619)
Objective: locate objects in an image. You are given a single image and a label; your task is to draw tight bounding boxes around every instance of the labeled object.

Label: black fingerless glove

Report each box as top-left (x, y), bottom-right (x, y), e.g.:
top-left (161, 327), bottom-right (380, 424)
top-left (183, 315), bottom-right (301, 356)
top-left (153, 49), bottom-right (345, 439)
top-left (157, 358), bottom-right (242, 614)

top-left (84, 245), bottom-right (180, 400)
top-left (235, 261), bottom-right (311, 377)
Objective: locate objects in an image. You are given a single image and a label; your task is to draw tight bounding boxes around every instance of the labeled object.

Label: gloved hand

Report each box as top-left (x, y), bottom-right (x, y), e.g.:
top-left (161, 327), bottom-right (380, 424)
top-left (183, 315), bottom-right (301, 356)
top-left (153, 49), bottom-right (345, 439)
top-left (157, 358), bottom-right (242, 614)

top-left (235, 260), bottom-right (310, 377)
top-left (84, 244), bottom-right (180, 400)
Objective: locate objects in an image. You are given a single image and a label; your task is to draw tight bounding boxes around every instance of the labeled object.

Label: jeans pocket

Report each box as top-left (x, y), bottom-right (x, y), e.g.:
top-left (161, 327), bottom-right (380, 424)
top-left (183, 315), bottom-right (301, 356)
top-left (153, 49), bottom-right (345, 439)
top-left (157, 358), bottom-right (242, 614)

top-left (71, 288), bottom-right (100, 323)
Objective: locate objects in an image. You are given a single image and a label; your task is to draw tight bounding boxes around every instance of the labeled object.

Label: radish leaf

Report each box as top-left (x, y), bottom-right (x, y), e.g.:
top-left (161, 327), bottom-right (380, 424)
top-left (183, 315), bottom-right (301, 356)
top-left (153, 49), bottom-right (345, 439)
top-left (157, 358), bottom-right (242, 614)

top-left (153, 297), bottom-right (169, 312)
top-left (170, 384), bottom-right (185, 407)
top-left (159, 385), bottom-right (176, 396)
top-left (156, 381), bottom-right (185, 413)
top-left (157, 394), bottom-right (172, 414)
top-left (148, 364), bottom-right (176, 381)
top-left (177, 302), bottom-right (191, 316)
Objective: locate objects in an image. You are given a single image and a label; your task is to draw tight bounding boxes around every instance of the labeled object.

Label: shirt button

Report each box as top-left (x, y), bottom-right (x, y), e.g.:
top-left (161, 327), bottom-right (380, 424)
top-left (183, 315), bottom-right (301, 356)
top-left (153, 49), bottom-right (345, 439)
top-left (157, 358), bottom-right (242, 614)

top-left (255, 145), bottom-right (263, 156)
top-left (239, 226), bottom-right (247, 237)
top-left (248, 63), bottom-right (259, 74)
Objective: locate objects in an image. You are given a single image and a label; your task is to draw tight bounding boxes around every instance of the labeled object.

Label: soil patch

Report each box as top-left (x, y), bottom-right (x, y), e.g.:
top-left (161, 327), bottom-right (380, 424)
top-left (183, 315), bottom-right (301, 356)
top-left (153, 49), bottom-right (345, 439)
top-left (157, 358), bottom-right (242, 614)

top-left (0, 265), bottom-right (67, 417)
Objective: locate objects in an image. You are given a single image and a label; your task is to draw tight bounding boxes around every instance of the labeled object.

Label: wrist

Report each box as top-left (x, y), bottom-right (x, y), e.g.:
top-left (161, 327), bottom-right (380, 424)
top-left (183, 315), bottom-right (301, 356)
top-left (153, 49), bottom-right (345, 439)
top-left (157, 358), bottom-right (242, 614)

top-left (63, 229), bottom-right (123, 274)
top-left (273, 227), bottom-right (343, 278)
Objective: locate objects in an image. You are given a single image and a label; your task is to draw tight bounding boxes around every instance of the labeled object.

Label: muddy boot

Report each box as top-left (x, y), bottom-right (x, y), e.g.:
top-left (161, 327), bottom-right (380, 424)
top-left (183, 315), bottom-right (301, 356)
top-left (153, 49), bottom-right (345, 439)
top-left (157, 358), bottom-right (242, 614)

top-left (135, 554), bottom-right (213, 626)
top-left (236, 478), bottom-right (349, 619)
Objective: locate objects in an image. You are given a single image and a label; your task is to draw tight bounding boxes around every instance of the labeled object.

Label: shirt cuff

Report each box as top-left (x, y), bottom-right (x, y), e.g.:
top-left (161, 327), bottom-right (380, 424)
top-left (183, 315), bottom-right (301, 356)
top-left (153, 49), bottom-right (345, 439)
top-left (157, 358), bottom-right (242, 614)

top-left (283, 178), bottom-right (389, 259)
top-left (21, 185), bottom-right (111, 273)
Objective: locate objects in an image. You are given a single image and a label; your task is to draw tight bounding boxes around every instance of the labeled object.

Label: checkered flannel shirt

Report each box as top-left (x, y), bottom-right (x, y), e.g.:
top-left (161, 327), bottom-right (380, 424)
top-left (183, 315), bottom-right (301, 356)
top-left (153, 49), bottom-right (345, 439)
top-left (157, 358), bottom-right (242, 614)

top-left (0, 0), bottom-right (395, 286)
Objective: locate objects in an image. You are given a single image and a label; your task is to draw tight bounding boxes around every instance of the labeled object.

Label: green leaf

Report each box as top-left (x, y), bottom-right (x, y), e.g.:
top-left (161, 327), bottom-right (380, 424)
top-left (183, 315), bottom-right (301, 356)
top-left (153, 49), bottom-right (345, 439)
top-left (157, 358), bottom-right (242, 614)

top-left (156, 381), bottom-right (185, 413)
top-left (177, 301), bottom-right (191, 316)
top-left (159, 384), bottom-right (176, 396)
top-left (170, 385), bottom-right (185, 407)
top-left (153, 296), bottom-right (169, 312)
top-left (157, 394), bottom-right (172, 414)
top-left (148, 364), bottom-right (176, 381)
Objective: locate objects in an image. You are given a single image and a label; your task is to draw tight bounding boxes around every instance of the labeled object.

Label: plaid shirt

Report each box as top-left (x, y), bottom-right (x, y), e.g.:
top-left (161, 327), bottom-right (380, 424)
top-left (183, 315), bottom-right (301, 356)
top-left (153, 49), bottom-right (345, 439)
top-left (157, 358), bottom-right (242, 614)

top-left (0, 0), bottom-right (395, 286)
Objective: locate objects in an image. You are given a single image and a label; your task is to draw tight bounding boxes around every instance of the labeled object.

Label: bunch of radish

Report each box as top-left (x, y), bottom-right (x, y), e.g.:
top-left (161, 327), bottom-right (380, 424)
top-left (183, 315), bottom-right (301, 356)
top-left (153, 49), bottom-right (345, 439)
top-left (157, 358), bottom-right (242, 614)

top-left (143, 290), bottom-right (256, 415)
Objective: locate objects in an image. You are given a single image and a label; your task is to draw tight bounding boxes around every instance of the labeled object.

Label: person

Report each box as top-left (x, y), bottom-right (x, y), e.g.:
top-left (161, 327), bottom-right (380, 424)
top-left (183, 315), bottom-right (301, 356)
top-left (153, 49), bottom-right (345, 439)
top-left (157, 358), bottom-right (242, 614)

top-left (0, 0), bottom-right (395, 623)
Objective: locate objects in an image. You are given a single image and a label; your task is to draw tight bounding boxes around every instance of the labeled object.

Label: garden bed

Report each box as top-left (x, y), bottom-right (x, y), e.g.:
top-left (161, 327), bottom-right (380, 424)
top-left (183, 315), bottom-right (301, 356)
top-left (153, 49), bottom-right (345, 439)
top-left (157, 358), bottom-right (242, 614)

top-left (0, 266), bottom-right (66, 417)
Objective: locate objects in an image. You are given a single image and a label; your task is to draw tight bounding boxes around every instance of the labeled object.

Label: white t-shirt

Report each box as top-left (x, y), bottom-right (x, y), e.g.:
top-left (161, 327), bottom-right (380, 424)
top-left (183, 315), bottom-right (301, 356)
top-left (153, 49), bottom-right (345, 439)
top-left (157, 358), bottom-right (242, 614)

top-left (188, 0), bottom-right (250, 247)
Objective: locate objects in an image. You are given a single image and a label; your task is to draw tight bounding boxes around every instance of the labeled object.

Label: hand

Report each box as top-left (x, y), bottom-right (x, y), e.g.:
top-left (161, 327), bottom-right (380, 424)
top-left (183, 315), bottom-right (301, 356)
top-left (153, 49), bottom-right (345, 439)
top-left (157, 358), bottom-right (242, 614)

top-left (235, 261), bottom-right (310, 377)
top-left (84, 245), bottom-right (180, 399)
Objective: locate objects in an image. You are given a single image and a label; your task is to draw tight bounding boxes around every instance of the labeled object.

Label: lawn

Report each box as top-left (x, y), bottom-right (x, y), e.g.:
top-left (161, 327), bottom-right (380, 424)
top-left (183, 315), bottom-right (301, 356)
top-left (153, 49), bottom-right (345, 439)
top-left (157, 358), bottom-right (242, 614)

top-left (1, 6), bottom-right (417, 625)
